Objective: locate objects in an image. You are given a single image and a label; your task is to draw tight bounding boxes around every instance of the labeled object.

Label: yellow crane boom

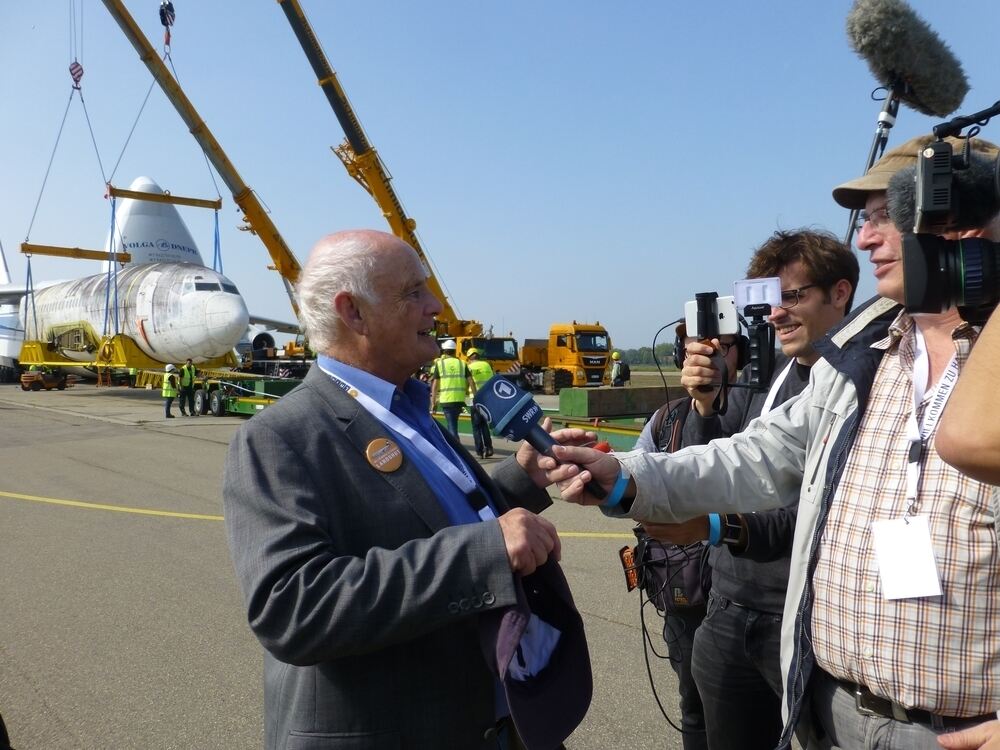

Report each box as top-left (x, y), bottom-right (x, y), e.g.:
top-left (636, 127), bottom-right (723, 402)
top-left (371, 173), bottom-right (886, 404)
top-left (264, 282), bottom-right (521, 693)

top-left (277, 0), bottom-right (482, 338)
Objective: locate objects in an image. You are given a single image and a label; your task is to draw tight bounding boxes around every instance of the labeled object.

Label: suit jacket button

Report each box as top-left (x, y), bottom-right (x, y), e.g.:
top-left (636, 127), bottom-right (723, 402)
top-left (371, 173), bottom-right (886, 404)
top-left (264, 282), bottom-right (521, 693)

top-left (472, 595), bottom-right (483, 609)
top-left (482, 592), bottom-right (496, 606)
top-left (459, 598), bottom-right (471, 611)
top-left (448, 602), bottom-right (460, 614)
top-left (483, 726), bottom-right (498, 741)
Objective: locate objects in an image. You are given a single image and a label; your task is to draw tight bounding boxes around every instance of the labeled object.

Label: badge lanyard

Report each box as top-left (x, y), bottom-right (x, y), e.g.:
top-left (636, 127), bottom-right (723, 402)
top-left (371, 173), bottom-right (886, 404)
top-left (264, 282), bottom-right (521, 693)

top-left (904, 329), bottom-right (960, 514)
top-left (318, 364), bottom-right (496, 521)
top-left (759, 358), bottom-right (796, 417)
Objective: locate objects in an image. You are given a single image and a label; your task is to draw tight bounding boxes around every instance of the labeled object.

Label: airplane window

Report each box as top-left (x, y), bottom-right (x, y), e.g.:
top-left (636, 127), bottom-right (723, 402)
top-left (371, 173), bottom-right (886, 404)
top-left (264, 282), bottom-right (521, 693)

top-left (221, 283), bottom-right (239, 294)
top-left (195, 282), bottom-right (222, 291)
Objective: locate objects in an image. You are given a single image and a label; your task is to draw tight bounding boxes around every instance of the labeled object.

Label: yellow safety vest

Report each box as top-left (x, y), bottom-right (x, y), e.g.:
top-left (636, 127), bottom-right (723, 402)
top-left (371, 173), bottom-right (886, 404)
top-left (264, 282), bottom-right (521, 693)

top-left (467, 359), bottom-right (494, 392)
top-left (180, 364), bottom-right (196, 387)
top-left (161, 373), bottom-right (178, 398)
top-left (435, 356), bottom-right (467, 404)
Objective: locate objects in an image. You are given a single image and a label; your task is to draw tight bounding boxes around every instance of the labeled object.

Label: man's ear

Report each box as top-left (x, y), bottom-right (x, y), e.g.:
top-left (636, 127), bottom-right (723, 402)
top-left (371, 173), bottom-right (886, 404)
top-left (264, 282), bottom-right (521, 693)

top-left (333, 291), bottom-right (367, 334)
top-left (831, 279), bottom-right (853, 312)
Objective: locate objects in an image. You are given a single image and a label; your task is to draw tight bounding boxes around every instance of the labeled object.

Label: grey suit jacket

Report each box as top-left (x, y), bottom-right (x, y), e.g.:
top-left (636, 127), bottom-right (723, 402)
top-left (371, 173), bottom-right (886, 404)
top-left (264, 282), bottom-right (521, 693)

top-left (224, 366), bottom-right (552, 750)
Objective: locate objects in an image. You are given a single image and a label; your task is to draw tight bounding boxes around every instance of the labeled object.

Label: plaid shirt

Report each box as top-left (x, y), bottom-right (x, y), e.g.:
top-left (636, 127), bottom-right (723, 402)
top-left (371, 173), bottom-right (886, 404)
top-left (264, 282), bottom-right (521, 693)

top-left (811, 310), bottom-right (997, 716)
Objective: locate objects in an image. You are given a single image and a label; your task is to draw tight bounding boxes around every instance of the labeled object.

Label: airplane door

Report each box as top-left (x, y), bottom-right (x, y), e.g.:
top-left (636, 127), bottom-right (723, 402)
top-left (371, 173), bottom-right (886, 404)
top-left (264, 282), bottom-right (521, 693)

top-left (134, 271), bottom-right (160, 350)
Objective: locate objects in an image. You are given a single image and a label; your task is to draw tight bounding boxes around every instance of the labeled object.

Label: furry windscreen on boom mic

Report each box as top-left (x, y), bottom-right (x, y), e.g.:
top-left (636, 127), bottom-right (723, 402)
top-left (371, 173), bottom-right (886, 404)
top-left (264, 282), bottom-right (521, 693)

top-left (888, 153), bottom-right (1000, 233)
top-left (847, 0), bottom-right (968, 117)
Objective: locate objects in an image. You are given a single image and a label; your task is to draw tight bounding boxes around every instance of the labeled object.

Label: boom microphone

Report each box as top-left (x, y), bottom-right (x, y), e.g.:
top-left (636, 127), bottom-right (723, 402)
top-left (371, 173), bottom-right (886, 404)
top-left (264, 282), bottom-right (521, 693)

top-left (847, 0), bottom-right (968, 117)
top-left (473, 375), bottom-right (607, 500)
top-left (887, 151), bottom-right (1000, 233)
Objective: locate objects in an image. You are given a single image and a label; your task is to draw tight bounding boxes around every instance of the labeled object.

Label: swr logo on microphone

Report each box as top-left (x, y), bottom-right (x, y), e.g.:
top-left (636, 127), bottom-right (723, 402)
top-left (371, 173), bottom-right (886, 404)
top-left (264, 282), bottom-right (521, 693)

top-left (492, 380), bottom-right (518, 399)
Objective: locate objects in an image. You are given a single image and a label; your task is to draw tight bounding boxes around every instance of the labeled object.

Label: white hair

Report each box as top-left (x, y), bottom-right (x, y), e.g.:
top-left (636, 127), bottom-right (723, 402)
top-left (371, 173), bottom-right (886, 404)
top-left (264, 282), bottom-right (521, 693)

top-left (296, 232), bottom-right (381, 353)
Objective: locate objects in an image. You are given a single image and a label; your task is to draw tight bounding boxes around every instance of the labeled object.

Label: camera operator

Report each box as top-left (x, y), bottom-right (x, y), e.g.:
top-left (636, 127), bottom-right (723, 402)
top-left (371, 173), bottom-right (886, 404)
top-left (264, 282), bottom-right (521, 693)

top-left (935, 303), bottom-right (1000, 485)
top-left (541, 134), bottom-right (1000, 750)
top-left (632, 322), bottom-right (744, 750)
top-left (646, 230), bottom-right (857, 750)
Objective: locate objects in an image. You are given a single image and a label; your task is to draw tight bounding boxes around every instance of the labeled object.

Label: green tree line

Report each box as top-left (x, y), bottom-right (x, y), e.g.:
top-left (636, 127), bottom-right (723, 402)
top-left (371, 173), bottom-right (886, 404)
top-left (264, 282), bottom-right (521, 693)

top-left (616, 343), bottom-right (677, 367)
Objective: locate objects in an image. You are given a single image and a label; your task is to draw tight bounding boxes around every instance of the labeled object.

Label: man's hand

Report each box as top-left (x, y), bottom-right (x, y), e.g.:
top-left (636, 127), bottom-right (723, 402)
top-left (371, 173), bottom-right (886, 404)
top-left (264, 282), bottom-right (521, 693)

top-left (680, 339), bottom-right (723, 416)
top-left (515, 417), bottom-right (597, 488)
top-left (538, 445), bottom-right (622, 506)
top-left (938, 720), bottom-right (1000, 749)
top-left (497, 508), bottom-right (561, 576)
top-left (642, 516), bottom-right (710, 545)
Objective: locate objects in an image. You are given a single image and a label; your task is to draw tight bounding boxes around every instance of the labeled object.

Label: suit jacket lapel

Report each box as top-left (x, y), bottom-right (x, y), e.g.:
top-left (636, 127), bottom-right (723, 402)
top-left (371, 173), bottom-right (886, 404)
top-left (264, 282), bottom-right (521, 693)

top-left (302, 366), bottom-right (452, 533)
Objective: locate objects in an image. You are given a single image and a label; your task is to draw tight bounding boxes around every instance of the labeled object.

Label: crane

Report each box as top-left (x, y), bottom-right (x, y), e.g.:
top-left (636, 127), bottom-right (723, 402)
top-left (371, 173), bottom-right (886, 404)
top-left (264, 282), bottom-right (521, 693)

top-left (276, 0), bottom-right (485, 340)
top-left (100, 0), bottom-right (303, 317)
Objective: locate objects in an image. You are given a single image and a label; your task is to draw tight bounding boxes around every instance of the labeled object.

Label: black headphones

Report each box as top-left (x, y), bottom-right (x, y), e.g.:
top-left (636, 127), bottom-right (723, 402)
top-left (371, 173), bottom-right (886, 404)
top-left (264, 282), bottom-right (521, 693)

top-left (673, 329), bottom-right (750, 371)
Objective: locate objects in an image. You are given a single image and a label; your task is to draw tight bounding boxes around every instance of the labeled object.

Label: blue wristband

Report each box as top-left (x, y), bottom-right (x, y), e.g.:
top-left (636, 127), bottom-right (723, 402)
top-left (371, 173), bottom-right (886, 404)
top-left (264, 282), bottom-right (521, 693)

top-left (707, 513), bottom-right (723, 546)
top-left (601, 469), bottom-right (630, 509)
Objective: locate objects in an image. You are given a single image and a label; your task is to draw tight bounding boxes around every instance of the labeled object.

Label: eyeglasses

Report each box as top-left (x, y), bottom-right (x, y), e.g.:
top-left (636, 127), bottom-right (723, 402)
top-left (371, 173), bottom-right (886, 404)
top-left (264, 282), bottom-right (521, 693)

top-left (853, 205), bottom-right (892, 232)
top-left (777, 284), bottom-right (819, 310)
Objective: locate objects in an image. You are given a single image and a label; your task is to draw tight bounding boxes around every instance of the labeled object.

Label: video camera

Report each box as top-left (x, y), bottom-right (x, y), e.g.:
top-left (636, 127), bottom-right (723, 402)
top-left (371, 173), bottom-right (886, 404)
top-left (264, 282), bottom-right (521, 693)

top-left (895, 104), bottom-right (1000, 324)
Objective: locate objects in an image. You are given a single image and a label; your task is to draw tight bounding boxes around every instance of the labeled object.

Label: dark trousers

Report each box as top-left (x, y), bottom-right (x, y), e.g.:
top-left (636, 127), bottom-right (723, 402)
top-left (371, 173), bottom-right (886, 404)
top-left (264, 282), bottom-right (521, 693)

top-left (0, 711), bottom-right (12, 750)
top-left (663, 605), bottom-right (708, 750)
top-left (471, 407), bottom-right (493, 456)
top-left (164, 396), bottom-right (175, 417)
top-left (441, 403), bottom-right (464, 437)
top-left (691, 592), bottom-right (783, 750)
top-left (180, 386), bottom-right (195, 414)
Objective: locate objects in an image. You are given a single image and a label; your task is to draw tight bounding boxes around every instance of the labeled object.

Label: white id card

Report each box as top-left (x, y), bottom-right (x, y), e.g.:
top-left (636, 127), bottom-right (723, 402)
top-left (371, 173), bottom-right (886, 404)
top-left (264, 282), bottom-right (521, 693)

top-left (870, 516), bottom-right (942, 600)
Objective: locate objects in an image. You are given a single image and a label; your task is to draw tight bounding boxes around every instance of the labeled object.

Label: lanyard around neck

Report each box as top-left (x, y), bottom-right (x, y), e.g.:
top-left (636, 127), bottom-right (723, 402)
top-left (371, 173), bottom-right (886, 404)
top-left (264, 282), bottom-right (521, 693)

top-left (318, 364), bottom-right (496, 521)
top-left (759, 358), bottom-right (796, 417)
top-left (904, 328), bottom-right (960, 507)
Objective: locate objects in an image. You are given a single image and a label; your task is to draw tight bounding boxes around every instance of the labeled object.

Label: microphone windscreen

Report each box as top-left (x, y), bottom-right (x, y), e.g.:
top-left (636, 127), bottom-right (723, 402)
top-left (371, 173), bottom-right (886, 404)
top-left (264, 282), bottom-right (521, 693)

top-left (887, 165), bottom-right (917, 233)
top-left (847, 0), bottom-right (968, 117)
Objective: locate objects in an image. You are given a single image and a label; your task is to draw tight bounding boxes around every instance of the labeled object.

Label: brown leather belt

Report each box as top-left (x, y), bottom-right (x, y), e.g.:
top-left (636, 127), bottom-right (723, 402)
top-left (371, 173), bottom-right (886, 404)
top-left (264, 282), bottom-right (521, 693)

top-left (837, 679), bottom-right (995, 729)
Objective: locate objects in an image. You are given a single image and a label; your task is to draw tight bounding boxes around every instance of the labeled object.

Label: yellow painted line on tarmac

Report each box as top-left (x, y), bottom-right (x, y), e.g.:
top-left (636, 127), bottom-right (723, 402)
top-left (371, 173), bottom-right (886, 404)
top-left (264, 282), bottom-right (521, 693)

top-left (0, 489), bottom-right (224, 521)
top-left (0, 489), bottom-right (634, 536)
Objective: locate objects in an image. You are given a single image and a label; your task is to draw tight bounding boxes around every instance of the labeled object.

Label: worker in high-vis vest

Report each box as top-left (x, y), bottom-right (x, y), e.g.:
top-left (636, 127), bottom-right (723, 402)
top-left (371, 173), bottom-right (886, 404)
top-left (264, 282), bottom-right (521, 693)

top-left (465, 348), bottom-right (495, 458)
top-left (178, 358), bottom-right (197, 416)
top-left (162, 364), bottom-right (179, 419)
top-left (429, 339), bottom-right (475, 437)
top-left (128, 367), bottom-right (138, 388)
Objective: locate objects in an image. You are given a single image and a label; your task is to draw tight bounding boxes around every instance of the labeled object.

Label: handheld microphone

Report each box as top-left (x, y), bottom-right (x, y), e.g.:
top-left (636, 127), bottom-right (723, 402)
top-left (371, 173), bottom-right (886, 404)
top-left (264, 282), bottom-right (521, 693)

top-left (473, 375), bottom-right (607, 500)
top-left (847, 0), bottom-right (968, 117)
top-left (887, 151), bottom-right (1000, 234)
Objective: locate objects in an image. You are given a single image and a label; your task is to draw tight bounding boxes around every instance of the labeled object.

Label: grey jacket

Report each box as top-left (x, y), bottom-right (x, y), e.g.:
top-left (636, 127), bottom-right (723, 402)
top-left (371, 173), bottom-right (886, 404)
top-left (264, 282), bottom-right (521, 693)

top-left (223, 366), bottom-right (551, 750)
top-left (616, 296), bottom-right (900, 749)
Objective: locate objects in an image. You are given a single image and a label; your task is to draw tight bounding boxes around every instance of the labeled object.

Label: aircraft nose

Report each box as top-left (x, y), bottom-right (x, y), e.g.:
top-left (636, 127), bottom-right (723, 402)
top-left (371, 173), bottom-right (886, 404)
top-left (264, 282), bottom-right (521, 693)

top-left (205, 293), bottom-right (250, 351)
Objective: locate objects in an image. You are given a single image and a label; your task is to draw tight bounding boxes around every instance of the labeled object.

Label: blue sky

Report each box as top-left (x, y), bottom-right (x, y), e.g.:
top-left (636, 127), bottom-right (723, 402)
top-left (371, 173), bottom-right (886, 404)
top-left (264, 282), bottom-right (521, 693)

top-left (2, 1), bottom-right (998, 349)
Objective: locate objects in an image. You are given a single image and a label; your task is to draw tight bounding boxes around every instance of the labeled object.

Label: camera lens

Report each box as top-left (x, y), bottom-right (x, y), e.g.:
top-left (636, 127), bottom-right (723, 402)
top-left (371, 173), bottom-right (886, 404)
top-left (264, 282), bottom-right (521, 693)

top-left (903, 234), bottom-right (1000, 321)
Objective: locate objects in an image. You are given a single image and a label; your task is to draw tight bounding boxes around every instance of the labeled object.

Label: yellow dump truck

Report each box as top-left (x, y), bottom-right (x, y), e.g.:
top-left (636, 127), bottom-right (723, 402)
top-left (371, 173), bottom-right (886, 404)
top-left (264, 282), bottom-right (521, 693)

top-left (517, 322), bottom-right (612, 394)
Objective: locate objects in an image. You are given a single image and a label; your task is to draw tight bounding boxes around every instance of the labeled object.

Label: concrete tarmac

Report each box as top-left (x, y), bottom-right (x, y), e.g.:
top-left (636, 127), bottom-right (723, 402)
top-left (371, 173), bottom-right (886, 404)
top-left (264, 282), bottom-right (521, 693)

top-left (0, 382), bottom-right (685, 750)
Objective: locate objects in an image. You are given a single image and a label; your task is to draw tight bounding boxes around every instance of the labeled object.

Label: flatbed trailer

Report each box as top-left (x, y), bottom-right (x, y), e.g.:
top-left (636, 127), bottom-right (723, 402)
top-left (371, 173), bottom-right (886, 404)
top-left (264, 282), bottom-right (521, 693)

top-left (135, 368), bottom-right (301, 417)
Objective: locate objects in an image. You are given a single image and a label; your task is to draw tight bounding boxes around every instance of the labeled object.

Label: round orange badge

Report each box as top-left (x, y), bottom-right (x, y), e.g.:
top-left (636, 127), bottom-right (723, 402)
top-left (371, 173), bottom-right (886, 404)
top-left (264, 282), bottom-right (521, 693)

top-left (366, 438), bottom-right (403, 472)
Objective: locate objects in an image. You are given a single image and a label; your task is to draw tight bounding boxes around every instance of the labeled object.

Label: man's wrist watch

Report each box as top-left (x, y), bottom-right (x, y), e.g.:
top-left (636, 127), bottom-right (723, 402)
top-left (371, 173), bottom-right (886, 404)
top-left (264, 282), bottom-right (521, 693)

top-left (720, 513), bottom-right (746, 549)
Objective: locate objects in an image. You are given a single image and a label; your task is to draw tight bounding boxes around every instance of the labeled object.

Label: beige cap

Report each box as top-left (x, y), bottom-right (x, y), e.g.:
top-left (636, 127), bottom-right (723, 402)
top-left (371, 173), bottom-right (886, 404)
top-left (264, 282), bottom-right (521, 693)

top-left (832, 134), bottom-right (999, 210)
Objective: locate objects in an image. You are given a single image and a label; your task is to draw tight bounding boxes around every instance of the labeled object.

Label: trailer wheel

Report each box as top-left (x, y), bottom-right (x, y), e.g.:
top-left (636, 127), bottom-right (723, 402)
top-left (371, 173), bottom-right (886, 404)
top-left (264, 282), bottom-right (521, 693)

top-left (56, 379), bottom-right (67, 390)
top-left (194, 388), bottom-right (209, 415)
top-left (30, 380), bottom-right (42, 392)
top-left (209, 389), bottom-right (226, 417)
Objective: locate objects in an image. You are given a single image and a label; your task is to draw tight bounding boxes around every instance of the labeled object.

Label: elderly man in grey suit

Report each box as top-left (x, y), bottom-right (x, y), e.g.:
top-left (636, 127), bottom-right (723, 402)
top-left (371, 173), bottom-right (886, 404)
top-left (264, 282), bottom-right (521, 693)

top-left (224, 229), bottom-right (590, 750)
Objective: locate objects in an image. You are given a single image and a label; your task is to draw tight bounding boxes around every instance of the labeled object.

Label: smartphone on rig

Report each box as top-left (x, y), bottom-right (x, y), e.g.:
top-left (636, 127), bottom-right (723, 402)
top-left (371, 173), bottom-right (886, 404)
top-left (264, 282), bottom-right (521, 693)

top-left (684, 293), bottom-right (738, 395)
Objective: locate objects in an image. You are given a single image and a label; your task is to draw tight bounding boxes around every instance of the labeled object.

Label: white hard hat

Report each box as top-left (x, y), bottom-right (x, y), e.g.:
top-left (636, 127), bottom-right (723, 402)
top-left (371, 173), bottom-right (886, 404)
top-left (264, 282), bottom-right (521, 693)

top-left (165, 363), bottom-right (177, 372)
top-left (441, 339), bottom-right (457, 352)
